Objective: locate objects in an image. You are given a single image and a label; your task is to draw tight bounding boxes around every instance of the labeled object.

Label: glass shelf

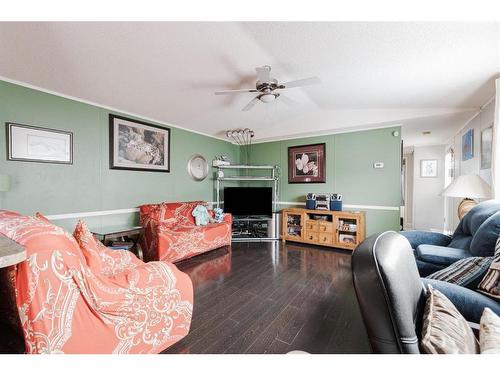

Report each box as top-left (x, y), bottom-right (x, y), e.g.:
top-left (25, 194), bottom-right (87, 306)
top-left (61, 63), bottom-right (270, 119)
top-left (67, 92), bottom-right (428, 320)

top-left (215, 164), bottom-right (280, 213)
top-left (218, 176), bottom-right (276, 181)
top-left (216, 165), bottom-right (276, 170)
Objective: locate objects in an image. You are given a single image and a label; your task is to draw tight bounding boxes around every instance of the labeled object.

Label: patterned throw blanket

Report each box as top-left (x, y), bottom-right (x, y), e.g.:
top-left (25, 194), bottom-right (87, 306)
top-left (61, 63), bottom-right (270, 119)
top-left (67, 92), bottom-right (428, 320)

top-left (0, 210), bottom-right (193, 354)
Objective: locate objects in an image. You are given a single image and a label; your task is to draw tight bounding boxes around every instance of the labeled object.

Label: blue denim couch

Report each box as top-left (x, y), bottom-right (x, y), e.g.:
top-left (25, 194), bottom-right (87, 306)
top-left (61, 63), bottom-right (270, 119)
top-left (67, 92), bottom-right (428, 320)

top-left (401, 200), bottom-right (500, 276)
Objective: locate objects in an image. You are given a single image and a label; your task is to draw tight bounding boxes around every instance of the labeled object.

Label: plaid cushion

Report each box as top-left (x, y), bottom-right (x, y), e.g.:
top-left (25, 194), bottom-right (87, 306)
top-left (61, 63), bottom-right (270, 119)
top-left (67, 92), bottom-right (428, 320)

top-left (477, 237), bottom-right (500, 301)
top-left (427, 256), bottom-right (493, 289)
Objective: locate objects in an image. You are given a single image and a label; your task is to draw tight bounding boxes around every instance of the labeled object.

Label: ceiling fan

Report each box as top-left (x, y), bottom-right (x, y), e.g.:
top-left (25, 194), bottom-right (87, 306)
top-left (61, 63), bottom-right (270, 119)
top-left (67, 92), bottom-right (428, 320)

top-left (214, 65), bottom-right (320, 111)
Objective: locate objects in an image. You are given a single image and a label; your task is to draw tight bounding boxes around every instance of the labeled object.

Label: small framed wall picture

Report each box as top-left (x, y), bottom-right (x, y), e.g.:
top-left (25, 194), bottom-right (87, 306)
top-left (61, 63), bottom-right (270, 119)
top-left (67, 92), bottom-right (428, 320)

top-left (109, 114), bottom-right (170, 172)
top-left (420, 159), bottom-right (438, 178)
top-left (462, 128), bottom-right (474, 161)
top-left (6, 122), bottom-right (73, 164)
top-left (480, 126), bottom-right (493, 169)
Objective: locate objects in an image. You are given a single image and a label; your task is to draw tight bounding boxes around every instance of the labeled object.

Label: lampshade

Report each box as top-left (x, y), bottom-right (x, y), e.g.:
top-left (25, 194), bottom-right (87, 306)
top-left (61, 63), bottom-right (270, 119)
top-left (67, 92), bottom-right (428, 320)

top-left (0, 174), bottom-right (10, 192)
top-left (441, 174), bottom-right (491, 199)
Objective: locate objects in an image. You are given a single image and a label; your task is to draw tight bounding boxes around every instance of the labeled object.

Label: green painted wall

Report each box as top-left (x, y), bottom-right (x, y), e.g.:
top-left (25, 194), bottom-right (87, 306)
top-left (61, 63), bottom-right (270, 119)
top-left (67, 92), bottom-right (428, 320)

top-left (250, 127), bottom-right (402, 236)
top-left (0, 80), bottom-right (238, 230)
top-left (0, 80), bottom-right (401, 236)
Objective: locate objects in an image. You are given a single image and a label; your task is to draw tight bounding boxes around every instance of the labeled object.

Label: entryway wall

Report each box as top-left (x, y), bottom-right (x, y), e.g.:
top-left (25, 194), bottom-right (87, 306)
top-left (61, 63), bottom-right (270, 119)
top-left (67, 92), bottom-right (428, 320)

top-left (402, 147), bottom-right (414, 229)
top-left (402, 97), bottom-right (495, 234)
top-left (412, 144), bottom-right (446, 232)
top-left (445, 98), bottom-right (495, 232)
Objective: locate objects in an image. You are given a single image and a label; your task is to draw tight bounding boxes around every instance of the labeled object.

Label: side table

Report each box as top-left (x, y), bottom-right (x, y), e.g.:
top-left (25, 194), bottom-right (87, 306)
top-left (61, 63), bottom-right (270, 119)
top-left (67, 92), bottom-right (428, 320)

top-left (0, 235), bottom-right (27, 353)
top-left (91, 225), bottom-right (145, 260)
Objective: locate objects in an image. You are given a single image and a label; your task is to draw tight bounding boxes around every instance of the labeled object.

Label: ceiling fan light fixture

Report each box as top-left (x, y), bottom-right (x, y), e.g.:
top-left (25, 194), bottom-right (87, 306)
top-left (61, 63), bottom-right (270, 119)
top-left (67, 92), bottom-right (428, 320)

top-left (259, 93), bottom-right (278, 103)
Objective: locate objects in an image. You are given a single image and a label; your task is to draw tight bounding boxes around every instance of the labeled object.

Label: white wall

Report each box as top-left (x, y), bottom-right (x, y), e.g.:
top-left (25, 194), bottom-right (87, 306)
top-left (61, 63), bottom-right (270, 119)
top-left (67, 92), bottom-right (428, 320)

top-left (403, 147), bottom-right (414, 229)
top-left (445, 99), bottom-right (495, 231)
top-left (413, 145), bottom-right (446, 231)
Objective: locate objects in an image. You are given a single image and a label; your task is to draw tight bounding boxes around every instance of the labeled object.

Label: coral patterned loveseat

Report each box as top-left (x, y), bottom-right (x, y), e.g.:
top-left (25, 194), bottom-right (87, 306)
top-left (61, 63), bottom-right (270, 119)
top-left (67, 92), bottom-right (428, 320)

top-left (0, 210), bottom-right (193, 354)
top-left (139, 201), bottom-right (232, 263)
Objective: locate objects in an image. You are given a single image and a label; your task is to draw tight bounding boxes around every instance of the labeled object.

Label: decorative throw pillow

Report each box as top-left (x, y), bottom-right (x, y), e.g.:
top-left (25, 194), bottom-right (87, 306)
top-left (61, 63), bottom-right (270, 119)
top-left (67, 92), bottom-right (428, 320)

top-left (477, 236), bottom-right (500, 301)
top-left (427, 256), bottom-right (493, 289)
top-left (479, 308), bottom-right (500, 354)
top-left (421, 285), bottom-right (479, 354)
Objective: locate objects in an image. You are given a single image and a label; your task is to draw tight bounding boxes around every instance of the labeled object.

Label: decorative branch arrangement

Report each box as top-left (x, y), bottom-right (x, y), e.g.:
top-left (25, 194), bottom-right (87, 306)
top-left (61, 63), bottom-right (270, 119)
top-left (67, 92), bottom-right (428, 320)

top-left (226, 128), bottom-right (255, 165)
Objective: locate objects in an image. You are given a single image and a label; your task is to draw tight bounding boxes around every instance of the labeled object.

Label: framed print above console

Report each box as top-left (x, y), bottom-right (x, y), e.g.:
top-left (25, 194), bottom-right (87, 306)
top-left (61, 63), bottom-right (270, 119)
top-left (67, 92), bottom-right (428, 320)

top-left (109, 114), bottom-right (170, 172)
top-left (6, 122), bottom-right (73, 164)
top-left (288, 143), bottom-right (326, 183)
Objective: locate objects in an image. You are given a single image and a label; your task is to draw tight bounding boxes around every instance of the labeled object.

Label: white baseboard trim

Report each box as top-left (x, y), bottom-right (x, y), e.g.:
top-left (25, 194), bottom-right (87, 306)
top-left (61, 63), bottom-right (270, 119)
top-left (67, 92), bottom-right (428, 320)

top-left (46, 201), bottom-right (219, 221)
top-left (46, 208), bottom-right (140, 220)
top-left (343, 204), bottom-right (400, 211)
top-left (278, 201), bottom-right (306, 206)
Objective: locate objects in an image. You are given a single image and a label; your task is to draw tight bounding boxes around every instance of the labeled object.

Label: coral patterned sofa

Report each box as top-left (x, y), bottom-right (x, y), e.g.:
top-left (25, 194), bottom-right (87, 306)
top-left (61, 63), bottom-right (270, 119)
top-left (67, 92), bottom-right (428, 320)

top-left (140, 201), bottom-right (232, 263)
top-left (0, 210), bottom-right (193, 354)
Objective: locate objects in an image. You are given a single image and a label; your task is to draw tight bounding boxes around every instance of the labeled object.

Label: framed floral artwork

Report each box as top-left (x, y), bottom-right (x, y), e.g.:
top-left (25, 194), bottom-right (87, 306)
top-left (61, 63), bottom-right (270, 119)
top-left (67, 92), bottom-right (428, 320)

top-left (109, 114), bottom-right (170, 172)
top-left (288, 143), bottom-right (326, 183)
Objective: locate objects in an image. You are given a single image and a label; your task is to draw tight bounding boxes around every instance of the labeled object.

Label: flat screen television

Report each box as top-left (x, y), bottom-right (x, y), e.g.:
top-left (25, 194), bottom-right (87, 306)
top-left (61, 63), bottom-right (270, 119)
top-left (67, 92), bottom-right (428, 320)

top-left (224, 187), bottom-right (273, 217)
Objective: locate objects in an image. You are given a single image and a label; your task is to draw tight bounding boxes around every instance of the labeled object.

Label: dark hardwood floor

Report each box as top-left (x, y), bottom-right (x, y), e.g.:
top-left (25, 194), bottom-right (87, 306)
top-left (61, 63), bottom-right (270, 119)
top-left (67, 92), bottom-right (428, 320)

top-left (163, 241), bottom-right (371, 354)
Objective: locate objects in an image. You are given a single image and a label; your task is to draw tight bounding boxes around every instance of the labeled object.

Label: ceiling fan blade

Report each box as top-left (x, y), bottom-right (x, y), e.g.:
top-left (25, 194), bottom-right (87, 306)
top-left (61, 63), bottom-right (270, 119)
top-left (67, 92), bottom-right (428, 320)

top-left (242, 96), bottom-right (260, 111)
top-left (256, 66), bottom-right (271, 82)
top-left (215, 88), bottom-right (258, 95)
top-left (281, 76), bottom-right (320, 89)
top-left (279, 94), bottom-right (299, 107)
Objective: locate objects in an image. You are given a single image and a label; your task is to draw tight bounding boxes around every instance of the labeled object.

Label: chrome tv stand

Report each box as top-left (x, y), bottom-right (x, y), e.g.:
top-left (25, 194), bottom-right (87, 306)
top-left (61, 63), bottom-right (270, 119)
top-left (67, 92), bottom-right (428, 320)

top-left (214, 164), bottom-right (280, 213)
top-left (231, 214), bottom-right (280, 241)
top-left (214, 164), bottom-right (281, 241)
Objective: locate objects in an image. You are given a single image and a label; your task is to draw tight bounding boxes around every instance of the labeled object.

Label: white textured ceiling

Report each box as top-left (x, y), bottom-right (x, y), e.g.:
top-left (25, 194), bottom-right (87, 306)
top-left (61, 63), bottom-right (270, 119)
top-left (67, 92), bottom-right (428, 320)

top-left (0, 22), bottom-right (498, 145)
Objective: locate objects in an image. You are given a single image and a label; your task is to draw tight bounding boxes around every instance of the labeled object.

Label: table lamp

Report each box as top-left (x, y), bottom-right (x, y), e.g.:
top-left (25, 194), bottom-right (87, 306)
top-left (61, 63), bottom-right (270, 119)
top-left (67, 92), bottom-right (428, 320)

top-left (441, 174), bottom-right (491, 219)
